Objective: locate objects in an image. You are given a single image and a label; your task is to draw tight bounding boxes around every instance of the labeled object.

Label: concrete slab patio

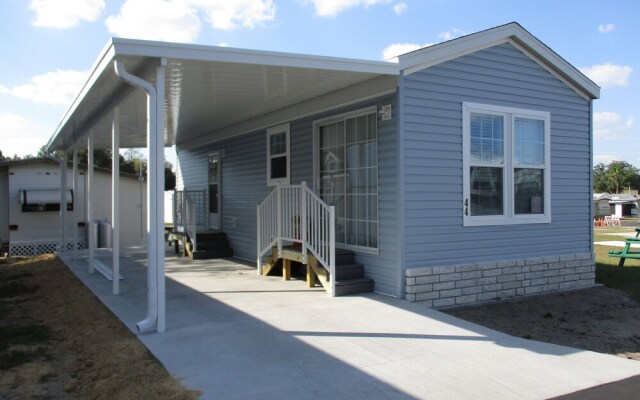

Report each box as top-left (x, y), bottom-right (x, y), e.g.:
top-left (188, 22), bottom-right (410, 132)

top-left (58, 251), bottom-right (640, 399)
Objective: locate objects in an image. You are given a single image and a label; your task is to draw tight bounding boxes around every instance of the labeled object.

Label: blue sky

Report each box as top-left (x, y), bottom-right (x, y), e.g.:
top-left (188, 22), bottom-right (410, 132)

top-left (0, 0), bottom-right (638, 167)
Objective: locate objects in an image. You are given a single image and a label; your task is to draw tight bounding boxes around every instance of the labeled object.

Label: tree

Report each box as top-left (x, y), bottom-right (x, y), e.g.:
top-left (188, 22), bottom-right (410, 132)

top-left (593, 161), bottom-right (640, 193)
top-left (165, 161), bottom-right (176, 191)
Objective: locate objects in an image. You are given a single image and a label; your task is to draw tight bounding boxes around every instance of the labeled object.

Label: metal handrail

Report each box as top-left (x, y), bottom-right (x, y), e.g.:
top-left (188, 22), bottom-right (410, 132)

top-left (174, 189), bottom-right (207, 251)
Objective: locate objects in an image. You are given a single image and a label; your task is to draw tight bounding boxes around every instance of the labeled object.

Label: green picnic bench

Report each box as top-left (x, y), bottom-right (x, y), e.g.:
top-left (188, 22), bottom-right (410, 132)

top-left (608, 236), bottom-right (640, 267)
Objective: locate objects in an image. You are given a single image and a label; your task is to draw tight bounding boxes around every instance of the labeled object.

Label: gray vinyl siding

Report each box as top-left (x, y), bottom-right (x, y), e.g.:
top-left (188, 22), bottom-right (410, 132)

top-left (176, 94), bottom-right (400, 295)
top-left (400, 42), bottom-right (592, 269)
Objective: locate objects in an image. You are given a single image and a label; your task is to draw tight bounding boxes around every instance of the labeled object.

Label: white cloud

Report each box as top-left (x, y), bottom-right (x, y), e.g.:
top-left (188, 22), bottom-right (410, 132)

top-left (393, 2), bottom-right (407, 15)
top-left (598, 23), bottom-right (615, 33)
top-left (106, 0), bottom-right (201, 42)
top-left (193, 0), bottom-right (276, 30)
top-left (0, 70), bottom-right (88, 106)
top-left (438, 28), bottom-right (467, 41)
top-left (382, 43), bottom-right (430, 62)
top-left (306, 0), bottom-right (391, 17)
top-left (29, 0), bottom-right (104, 29)
top-left (594, 112), bottom-right (634, 140)
top-left (106, 0), bottom-right (276, 42)
top-left (594, 153), bottom-right (620, 165)
top-left (0, 114), bottom-right (50, 158)
top-left (580, 63), bottom-right (632, 88)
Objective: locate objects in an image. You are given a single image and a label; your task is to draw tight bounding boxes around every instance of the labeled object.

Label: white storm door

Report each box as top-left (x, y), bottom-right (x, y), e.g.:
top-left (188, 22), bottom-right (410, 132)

top-left (208, 152), bottom-right (221, 230)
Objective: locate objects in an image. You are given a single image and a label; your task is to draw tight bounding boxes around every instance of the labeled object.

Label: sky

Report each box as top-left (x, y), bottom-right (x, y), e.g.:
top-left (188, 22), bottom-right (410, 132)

top-left (0, 0), bottom-right (638, 167)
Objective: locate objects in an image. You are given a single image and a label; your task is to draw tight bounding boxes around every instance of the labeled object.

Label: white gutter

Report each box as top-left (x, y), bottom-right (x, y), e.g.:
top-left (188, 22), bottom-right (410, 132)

top-left (114, 59), bottom-right (158, 333)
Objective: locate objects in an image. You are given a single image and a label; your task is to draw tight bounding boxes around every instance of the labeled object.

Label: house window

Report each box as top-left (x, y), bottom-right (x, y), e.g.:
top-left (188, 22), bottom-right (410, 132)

top-left (315, 107), bottom-right (378, 250)
top-left (463, 102), bottom-right (550, 226)
top-left (266, 123), bottom-right (290, 186)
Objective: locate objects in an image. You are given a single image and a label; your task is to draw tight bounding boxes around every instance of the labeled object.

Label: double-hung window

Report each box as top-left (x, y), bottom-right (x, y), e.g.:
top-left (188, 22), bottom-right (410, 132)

top-left (266, 123), bottom-right (290, 186)
top-left (462, 102), bottom-right (550, 226)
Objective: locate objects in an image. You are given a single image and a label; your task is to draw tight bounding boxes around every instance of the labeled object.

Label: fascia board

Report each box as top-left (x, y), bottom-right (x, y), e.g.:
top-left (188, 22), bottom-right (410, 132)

top-left (399, 23), bottom-right (600, 100)
top-left (111, 38), bottom-right (399, 76)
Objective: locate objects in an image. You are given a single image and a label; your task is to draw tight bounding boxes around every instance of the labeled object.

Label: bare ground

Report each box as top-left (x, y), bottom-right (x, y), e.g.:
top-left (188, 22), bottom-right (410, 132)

top-left (444, 286), bottom-right (640, 361)
top-left (0, 254), bottom-right (200, 400)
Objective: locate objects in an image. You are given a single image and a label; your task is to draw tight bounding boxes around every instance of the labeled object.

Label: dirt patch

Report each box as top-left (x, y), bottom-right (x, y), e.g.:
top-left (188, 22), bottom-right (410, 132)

top-left (444, 286), bottom-right (640, 361)
top-left (0, 254), bottom-right (200, 400)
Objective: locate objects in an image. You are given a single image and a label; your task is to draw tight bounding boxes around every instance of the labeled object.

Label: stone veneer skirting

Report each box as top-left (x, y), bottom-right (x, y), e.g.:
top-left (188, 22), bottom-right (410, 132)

top-left (405, 253), bottom-right (595, 307)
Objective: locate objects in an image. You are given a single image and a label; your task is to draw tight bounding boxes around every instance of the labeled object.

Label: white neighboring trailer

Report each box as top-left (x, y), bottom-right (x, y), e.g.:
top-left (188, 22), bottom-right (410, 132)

top-left (0, 158), bottom-right (146, 256)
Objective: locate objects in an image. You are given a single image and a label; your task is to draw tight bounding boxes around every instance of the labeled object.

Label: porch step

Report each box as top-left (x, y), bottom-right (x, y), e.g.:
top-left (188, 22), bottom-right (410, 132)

top-left (332, 250), bottom-right (373, 296)
top-left (334, 277), bottom-right (375, 297)
top-left (186, 231), bottom-right (233, 260)
top-left (334, 263), bottom-right (365, 281)
top-left (190, 248), bottom-right (234, 260)
top-left (335, 249), bottom-right (355, 265)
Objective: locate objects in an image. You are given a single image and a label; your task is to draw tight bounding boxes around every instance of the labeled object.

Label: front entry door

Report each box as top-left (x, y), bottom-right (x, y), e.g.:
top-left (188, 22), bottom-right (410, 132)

top-left (208, 152), bottom-right (221, 230)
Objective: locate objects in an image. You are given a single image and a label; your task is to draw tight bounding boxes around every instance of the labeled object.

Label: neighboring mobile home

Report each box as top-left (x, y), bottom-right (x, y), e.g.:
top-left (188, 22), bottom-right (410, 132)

top-left (45, 22), bottom-right (599, 332)
top-left (0, 158), bottom-right (146, 256)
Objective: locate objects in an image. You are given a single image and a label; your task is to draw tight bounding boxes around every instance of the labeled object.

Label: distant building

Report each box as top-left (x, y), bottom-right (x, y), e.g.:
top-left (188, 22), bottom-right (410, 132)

top-left (0, 157), bottom-right (146, 256)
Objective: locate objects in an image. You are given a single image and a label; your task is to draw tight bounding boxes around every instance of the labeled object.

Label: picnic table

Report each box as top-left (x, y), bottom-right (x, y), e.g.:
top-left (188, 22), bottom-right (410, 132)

top-left (608, 234), bottom-right (640, 267)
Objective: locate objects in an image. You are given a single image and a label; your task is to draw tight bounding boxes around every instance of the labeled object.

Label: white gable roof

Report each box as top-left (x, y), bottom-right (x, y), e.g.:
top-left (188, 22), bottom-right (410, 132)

top-left (398, 22), bottom-right (599, 100)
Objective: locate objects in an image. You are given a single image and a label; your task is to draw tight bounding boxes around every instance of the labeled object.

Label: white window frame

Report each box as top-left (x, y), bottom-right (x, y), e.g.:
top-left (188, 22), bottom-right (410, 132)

top-left (266, 123), bottom-right (290, 186)
top-left (462, 102), bottom-right (551, 226)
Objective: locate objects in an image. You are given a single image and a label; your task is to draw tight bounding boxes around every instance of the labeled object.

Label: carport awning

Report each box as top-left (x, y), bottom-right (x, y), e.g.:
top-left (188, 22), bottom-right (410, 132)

top-left (20, 189), bottom-right (73, 205)
top-left (46, 38), bottom-right (399, 151)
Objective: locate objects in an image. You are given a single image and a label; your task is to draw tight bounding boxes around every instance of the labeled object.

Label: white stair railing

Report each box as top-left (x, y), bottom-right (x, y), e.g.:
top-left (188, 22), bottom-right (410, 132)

top-left (174, 189), bottom-right (205, 252)
top-left (257, 182), bottom-right (336, 296)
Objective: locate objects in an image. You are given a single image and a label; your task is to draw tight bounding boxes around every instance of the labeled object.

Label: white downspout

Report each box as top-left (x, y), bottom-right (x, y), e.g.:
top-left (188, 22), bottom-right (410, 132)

top-left (114, 59), bottom-right (161, 333)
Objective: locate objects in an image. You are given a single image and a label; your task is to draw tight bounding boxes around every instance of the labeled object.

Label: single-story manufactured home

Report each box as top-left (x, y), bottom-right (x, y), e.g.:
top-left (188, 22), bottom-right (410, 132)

top-left (593, 192), bottom-right (638, 218)
top-left (0, 157), bottom-right (146, 256)
top-left (45, 22), bottom-right (599, 333)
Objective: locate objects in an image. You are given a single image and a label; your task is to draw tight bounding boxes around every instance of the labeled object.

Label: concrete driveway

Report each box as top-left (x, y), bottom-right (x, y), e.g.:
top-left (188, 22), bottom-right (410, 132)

top-left (59, 251), bottom-right (640, 399)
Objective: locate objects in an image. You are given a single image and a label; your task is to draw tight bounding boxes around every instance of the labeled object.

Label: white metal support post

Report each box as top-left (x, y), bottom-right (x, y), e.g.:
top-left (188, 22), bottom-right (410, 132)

top-left (87, 132), bottom-right (95, 273)
top-left (59, 152), bottom-right (67, 252)
top-left (114, 57), bottom-right (166, 333)
top-left (112, 107), bottom-right (120, 295)
top-left (72, 147), bottom-right (79, 259)
top-left (155, 60), bottom-right (166, 332)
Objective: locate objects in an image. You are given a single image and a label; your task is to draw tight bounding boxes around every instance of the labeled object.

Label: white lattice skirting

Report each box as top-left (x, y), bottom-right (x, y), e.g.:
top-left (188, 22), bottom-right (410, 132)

top-left (10, 241), bottom-right (86, 257)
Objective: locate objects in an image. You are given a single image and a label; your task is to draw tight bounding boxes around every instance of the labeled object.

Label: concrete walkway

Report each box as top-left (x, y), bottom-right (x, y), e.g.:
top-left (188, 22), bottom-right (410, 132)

top-left (58, 251), bottom-right (640, 399)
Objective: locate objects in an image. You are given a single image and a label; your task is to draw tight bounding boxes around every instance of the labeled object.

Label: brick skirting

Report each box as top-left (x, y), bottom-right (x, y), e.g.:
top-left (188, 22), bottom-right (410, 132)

top-left (405, 253), bottom-right (595, 307)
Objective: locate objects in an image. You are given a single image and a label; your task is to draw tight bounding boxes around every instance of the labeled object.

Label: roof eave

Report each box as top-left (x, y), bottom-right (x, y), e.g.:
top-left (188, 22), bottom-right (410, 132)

top-left (110, 37), bottom-right (400, 76)
top-left (46, 39), bottom-right (119, 152)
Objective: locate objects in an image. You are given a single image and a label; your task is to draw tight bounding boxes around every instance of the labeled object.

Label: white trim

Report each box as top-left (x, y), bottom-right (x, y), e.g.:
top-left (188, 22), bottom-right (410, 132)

top-left (112, 38), bottom-right (399, 76)
top-left (399, 23), bottom-right (599, 100)
top-left (266, 123), bottom-right (290, 186)
top-left (462, 102), bottom-right (551, 227)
